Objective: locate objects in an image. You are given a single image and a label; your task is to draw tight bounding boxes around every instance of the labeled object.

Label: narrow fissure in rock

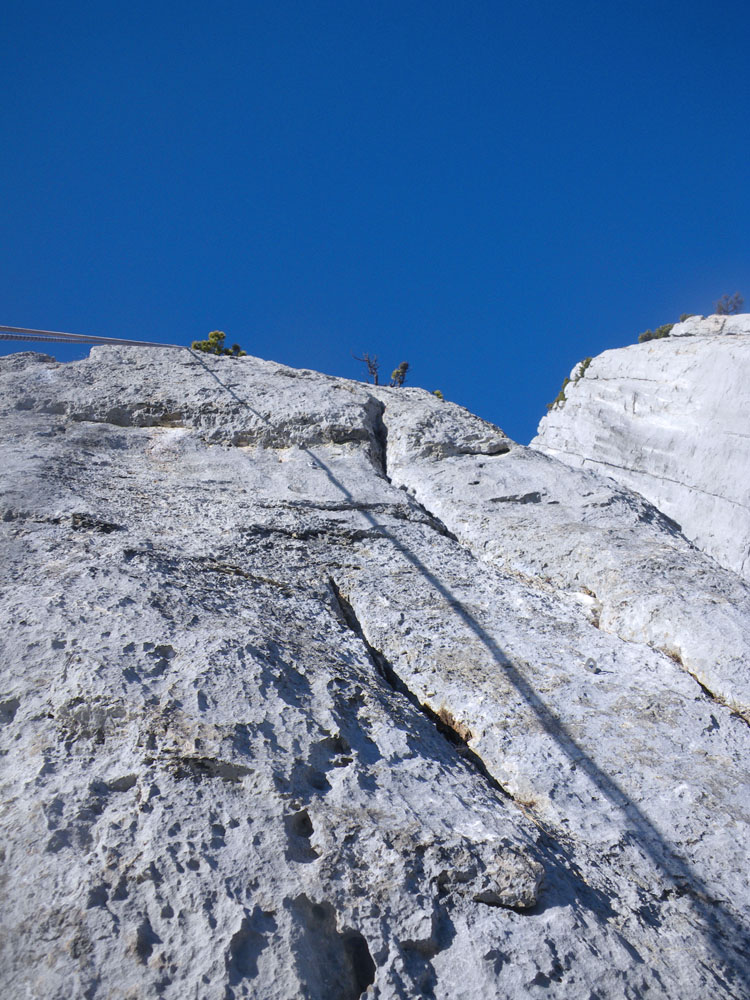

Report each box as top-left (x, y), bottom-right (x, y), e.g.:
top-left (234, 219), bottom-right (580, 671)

top-left (371, 399), bottom-right (458, 540)
top-left (397, 485), bottom-right (459, 542)
top-left (328, 577), bottom-right (512, 802)
top-left (366, 397), bottom-right (390, 481)
top-left (683, 668), bottom-right (750, 727)
top-left (653, 646), bottom-right (750, 725)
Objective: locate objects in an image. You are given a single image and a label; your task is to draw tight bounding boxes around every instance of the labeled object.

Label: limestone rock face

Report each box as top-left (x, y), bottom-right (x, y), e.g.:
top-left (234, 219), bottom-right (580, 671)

top-left (1, 347), bottom-right (749, 999)
top-left (532, 314), bottom-right (750, 581)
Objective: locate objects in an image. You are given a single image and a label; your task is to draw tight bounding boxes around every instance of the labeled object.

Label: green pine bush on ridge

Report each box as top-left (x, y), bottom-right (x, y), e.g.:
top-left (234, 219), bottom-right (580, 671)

top-left (547, 376), bottom-right (571, 411)
top-left (191, 330), bottom-right (247, 357)
top-left (389, 361), bottom-right (409, 387)
top-left (638, 323), bottom-right (673, 344)
top-left (547, 294), bottom-right (744, 415)
top-left (547, 356), bottom-right (592, 412)
top-left (638, 295), bottom-right (743, 344)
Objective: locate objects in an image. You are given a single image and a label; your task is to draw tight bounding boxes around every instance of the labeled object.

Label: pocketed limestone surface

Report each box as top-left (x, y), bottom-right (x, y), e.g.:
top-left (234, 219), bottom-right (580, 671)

top-left (1, 347), bottom-right (749, 999)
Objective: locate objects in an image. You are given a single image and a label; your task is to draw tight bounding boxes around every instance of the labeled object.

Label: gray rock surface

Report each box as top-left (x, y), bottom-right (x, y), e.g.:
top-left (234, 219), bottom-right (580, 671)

top-left (1, 347), bottom-right (749, 999)
top-left (532, 314), bottom-right (750, 581)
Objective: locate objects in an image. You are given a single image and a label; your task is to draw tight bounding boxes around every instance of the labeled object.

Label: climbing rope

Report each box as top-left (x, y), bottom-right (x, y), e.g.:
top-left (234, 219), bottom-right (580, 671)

top-left (0, 324), bottom-right (186, 350)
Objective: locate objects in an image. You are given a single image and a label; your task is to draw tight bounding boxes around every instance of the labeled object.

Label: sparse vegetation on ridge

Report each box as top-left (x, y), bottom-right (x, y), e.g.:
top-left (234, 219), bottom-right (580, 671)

top-left (638, 323), bottom-right (674, 344)
top-left (353, 352), bottom-right (410, 388)
top-left (548, 376), bottom-right (571, 411)
top-left (191, 330), bottom-right (247, 357)
top-left (637, 295), bottom-right (744, 344)
top-left (389, 361), bottom-right (409, 387)
top-left (547, 356), bottom-right (593, 411)
top-left (715, 292), bottom-right (744, 315)
top-left (352, 352), bottom-right (381, 384)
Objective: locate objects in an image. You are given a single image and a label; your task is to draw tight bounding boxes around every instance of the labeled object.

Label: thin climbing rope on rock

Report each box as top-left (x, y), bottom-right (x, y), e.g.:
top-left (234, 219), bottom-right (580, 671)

top-left (0, 324), bottom-right (186, 349)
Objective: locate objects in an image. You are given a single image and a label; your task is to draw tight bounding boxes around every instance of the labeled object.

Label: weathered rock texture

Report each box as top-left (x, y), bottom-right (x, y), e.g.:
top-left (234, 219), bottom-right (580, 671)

top-left (1, 347), bottom-right (749, 999)
top-left (532, 314), bottom-right (750, 581)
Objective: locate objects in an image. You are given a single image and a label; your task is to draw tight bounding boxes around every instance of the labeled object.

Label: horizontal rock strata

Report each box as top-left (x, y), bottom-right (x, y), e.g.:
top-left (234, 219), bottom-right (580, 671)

top-left (532, 314), bottom-right (750, 581)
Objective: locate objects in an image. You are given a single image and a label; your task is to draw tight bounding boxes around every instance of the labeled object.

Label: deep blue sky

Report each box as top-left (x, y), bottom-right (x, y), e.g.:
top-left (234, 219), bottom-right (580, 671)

top-left (2, 1), bottom-right (748, 442)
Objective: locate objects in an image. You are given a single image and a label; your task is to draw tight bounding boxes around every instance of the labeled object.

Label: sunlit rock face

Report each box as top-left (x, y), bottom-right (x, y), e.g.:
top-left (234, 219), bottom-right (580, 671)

top-left (1, 347), bottom-right (749, 1000)
top-left (532, 314), bottom-right (750, 582)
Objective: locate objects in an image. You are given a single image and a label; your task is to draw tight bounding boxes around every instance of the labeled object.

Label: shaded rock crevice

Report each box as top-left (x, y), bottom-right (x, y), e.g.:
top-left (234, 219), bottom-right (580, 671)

top-left (328, 577), bottom-right (513, 805)
top-left (671, 659), bottom-right (750, 727)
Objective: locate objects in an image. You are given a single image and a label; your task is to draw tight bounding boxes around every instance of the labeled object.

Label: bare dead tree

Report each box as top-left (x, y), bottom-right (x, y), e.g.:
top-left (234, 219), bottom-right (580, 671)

top-left (715, 292), bottom-right (744, 315)
top-left (353, 352), bottom-right (380, 385)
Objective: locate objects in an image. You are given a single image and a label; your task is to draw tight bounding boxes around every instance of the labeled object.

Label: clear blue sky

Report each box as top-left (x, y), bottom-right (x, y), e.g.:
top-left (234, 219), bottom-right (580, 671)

top-left (2, 0), bottom-right (748, 442)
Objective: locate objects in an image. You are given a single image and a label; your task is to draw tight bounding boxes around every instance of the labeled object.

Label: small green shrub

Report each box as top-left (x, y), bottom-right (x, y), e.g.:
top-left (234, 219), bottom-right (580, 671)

top-left (547, 376), bottom-right (570, 411)
top-left (353, 353), bottom-right (411, 387)
top-left (432, 389), bottom-right (444, 400)
top-left (547, 356), bottom-right (592, 411)
top-left (191, 330), bottom-right (247, 357)
top-left (638, 323), bottom-right (672, 343)
top-left (389, 361), bottom-right (409, 387)
top-left (679, 313), bottom-right (697, 322)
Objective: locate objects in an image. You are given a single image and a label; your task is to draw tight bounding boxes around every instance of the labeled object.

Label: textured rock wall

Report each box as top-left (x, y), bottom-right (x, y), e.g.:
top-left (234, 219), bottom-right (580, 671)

top-left (1, 348), bottom-right (749, 999)
top-left (532, 314), bottom-right (750, 581)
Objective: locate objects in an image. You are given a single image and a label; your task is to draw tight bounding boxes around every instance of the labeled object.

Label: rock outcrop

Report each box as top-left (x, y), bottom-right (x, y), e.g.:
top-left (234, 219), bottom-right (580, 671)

top-left (1, 347), bottom-right (749, 999)
top-left (532, 314), bottom-right (750, 581)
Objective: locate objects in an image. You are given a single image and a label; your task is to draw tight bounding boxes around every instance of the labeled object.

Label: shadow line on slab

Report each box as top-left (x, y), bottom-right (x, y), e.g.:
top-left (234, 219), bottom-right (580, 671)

top-left (188, 351), bottom-right (750, 993)
top-left (327, 574), bottom-right (619, 927)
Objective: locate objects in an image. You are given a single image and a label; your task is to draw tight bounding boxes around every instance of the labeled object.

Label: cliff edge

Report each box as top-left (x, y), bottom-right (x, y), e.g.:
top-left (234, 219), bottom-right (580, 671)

top-left (532, 314), bottom-right (750, 581)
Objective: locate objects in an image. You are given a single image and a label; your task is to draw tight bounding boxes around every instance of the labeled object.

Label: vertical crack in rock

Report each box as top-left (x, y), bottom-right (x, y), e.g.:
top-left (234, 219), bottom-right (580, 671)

top-left (366, 396), bottom-right (390, 481)
top-left (370, 398), bottom-right (458, 541)
top-left (328, 577), bottom-right (513, 803)
top-left (5, 348), bottom-right (750, 997)
top-left (634, 640), bottom-right (750, 726)
top-left (397, 485), bottom-right (459, 542)
top-left (388, 441), bottom-right (750, 720)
